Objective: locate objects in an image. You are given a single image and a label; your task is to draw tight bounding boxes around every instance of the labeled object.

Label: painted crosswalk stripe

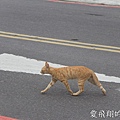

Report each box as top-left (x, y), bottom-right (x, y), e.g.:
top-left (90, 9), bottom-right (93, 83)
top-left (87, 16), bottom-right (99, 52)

top-left (0, 53), bottom-right (120, 83)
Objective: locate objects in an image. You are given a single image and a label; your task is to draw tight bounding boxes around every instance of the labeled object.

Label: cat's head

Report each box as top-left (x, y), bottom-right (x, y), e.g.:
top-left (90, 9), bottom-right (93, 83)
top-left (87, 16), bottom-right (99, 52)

top-left (40, 62), bottom-right (50, 74)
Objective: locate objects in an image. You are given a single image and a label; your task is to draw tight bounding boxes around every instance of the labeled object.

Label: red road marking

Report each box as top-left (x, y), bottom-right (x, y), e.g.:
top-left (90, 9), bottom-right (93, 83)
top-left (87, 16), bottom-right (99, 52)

top-left (48, 0), bottom-right (120, 8)
top-left (0, 116), bottom-right (18, 120)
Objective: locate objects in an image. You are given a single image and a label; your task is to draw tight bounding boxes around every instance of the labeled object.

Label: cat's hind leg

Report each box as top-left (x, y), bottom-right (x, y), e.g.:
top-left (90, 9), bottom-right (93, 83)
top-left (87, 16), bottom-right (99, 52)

top-left (72, 79), bottom-right (85, 96)
top-left (41, 78), bottom-right (57, 94)
top-left (62, 80), bottom-right (73, 95)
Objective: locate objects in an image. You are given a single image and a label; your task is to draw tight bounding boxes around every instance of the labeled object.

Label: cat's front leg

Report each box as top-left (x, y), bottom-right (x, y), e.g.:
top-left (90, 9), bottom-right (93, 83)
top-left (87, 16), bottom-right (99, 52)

top-left (41, 78), bottom-right (57, 94)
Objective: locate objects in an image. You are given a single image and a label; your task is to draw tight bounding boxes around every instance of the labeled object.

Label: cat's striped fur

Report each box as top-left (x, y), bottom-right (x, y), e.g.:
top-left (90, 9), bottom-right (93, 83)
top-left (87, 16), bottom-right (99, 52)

top-left (40, 62), bottom-right (106, 96)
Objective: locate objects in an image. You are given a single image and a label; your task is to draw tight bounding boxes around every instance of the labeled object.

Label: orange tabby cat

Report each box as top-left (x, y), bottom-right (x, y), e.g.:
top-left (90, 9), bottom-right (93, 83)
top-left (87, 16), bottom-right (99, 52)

top-left (40, 62), bottom-right (106, 96)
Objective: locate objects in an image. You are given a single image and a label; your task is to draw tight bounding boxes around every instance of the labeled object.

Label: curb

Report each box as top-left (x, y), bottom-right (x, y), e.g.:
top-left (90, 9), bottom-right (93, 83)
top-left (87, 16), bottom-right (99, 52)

top-left (49, 0), bottom-right (120, 8)
top-left (0, 116), bottom-right (18, 120)
top-left (66, 0), bottom-right (120, 6)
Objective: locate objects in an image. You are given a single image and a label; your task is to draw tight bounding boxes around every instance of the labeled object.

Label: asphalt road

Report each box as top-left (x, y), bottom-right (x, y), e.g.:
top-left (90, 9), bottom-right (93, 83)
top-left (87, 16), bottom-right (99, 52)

top-left (0, 0), bottom-right (120, 120)
top-left (0, 0), bottom-right (120, 46)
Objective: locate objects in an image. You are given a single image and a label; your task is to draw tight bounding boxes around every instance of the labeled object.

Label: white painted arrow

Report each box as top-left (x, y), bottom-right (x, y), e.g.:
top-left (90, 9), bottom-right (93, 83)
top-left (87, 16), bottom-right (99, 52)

top-left (0, 53), bottom-right (120, 83)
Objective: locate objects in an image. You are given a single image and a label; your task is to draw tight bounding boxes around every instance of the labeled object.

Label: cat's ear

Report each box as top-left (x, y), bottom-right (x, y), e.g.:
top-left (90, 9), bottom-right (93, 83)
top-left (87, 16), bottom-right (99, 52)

top-left (45, 62), bottom-right (49, 68)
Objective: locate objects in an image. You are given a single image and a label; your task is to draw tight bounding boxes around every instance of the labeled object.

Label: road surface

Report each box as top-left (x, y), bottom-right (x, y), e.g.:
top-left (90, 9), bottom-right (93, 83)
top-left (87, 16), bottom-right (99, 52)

top-left (0, 0), bottom-right (120, 120)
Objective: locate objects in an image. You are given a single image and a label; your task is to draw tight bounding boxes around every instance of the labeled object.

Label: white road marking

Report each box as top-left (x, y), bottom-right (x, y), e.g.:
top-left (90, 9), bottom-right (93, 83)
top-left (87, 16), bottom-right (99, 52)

top-left (0, 53), bottom-right (64, 75)
top-left (0, 53), bottom-right (120, 83)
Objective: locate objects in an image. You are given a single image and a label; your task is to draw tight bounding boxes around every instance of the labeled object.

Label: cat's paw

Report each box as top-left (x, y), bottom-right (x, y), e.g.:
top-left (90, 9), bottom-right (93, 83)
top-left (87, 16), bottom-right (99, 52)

top-left (41, 90), bottom-right (46, 94)
top-left (72, 93), bottom-right (79, 96)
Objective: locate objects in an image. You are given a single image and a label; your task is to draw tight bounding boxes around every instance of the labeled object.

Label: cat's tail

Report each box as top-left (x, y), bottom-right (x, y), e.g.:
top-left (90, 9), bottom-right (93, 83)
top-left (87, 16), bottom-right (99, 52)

top-left (88, 72), bottom-right (106, 95)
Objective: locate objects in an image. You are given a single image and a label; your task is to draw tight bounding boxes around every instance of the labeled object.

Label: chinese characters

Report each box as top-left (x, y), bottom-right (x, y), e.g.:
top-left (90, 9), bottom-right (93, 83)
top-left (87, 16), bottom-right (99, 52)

top-left (90, 110), bottom-right (120, 119)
